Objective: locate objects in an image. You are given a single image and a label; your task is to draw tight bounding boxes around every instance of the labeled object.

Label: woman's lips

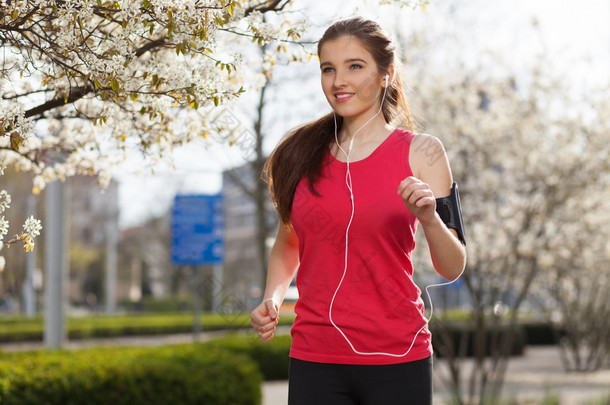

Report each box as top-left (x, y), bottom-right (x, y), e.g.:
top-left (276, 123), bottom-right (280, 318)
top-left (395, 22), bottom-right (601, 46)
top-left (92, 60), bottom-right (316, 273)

top-left (335, 92), bottom-right (354, 103)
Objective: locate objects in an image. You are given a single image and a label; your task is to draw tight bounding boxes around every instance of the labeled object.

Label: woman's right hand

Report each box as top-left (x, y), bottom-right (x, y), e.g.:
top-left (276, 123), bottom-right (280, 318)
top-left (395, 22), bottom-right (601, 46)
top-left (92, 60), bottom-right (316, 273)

top-left (250, 298), bottom-right (280, 342)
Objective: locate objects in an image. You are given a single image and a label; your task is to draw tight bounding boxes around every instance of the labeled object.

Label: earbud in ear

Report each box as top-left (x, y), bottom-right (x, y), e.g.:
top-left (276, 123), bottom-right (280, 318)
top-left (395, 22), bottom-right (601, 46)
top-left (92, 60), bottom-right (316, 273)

top-left (384, 74), bottom-right (389, 86)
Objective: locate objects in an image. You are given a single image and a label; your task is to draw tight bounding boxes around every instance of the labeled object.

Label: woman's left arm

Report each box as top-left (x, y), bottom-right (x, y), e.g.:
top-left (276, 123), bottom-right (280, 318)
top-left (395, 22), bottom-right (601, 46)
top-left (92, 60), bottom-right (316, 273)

top-left (397, 134), bottom-right (466, 281)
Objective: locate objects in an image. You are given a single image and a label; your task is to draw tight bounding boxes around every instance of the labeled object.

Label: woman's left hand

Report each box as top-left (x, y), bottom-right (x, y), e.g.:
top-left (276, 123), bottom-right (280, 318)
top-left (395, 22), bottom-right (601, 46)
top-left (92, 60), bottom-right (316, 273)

top-left (397, 176), bottom-right (437, 225)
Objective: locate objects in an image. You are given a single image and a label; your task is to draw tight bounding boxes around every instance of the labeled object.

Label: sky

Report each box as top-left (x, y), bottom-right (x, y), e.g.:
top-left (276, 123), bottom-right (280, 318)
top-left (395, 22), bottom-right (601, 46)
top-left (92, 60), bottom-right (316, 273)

top-left (115, 0), bottom-right (610, 229)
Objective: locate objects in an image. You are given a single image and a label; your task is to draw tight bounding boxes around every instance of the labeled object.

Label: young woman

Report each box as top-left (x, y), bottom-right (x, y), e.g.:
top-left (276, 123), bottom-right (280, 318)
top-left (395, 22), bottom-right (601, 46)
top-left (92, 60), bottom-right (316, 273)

top-left (250, 17), bottom-right (466, 405)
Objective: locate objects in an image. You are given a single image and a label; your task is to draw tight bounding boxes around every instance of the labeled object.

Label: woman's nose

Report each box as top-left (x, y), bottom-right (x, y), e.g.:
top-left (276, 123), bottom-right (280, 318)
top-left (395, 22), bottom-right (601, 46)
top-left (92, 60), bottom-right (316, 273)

top-left (333, 70), bottom-right (346, 88)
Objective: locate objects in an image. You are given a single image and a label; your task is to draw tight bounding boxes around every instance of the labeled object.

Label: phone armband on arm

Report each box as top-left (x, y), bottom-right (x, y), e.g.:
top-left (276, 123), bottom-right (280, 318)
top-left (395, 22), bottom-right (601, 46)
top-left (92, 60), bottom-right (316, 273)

top-left (435, 182), bottom-right (466, 245)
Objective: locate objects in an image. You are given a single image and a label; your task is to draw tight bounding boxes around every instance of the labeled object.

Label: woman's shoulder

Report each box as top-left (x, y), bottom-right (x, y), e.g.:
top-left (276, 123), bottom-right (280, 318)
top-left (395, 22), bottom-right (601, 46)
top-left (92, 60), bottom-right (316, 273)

top-left (409, 133), bottom-right (446, 160)
top-left (407, 133), bottom-right (450, 179)
top-left (393, 129), bottom-right (443, 147)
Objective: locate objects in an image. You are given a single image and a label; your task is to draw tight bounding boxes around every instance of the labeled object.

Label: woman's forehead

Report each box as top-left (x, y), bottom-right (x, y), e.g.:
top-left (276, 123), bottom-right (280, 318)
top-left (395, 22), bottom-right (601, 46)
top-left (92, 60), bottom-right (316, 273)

top-left (319, 36), bottom-right (372, 63)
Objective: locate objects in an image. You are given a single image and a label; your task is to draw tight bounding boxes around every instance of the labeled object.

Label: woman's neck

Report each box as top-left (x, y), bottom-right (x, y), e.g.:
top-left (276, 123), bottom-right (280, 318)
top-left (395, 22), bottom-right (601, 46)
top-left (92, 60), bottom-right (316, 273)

top-left (339, 115), bottom-right (393, 146)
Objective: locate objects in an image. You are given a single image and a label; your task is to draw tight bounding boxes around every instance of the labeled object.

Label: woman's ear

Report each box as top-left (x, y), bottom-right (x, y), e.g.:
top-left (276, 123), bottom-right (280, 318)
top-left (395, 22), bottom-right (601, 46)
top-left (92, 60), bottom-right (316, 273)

top-left (383, 64), bottom-right (395, 87)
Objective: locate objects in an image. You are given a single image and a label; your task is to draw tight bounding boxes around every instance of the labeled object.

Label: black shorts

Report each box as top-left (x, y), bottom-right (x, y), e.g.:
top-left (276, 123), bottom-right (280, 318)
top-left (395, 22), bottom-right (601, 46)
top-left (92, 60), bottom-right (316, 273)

top-left (288, 356), bottom-right (433, 405)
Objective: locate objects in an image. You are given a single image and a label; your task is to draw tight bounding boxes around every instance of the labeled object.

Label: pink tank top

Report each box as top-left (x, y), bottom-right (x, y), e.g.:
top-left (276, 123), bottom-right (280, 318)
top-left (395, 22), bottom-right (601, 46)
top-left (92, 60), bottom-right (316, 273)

top-left (289, 128), bottom-right (432, 365)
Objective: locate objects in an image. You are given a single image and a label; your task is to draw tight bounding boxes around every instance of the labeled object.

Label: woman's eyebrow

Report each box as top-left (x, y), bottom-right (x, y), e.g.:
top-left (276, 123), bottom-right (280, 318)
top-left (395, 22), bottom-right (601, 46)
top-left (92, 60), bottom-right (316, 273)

top-left (344, 58), bottom-right (368, 64)
top-left (320, 58), bottom-right (368, 68)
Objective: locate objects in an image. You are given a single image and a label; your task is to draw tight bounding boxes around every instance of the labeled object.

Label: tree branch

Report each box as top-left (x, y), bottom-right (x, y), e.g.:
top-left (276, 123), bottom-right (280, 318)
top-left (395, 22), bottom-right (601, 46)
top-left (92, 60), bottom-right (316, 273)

top-left (0, 146), bottom-right (41, 167)
top-left (24, 85), bottom-right (92, 118)
top-left (135, 37), bottom-right (168, 57)
top-left (2, 89), bottom-right (54, 100)
top-left (245, 0), bottom-right (292, 16)
top-left (218, 27), bottom-right (316, 46)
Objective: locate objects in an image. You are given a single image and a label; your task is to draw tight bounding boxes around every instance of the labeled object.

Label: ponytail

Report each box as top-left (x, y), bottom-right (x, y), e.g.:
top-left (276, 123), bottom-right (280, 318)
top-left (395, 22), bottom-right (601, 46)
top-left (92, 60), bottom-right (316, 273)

top-left (263, 113), bottom-right (342, 225)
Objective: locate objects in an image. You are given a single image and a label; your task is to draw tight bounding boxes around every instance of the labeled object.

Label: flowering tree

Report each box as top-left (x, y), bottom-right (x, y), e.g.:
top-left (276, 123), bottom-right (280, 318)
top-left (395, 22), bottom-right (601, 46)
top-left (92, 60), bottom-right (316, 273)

top-left (406, 47), bottom-right (610, 402)
top-left (0, 0), bottom-right (312, 264)
top-left (0, 0), bottom-right (427, 265)
top-left (0, 0), bottom-right (314, 180)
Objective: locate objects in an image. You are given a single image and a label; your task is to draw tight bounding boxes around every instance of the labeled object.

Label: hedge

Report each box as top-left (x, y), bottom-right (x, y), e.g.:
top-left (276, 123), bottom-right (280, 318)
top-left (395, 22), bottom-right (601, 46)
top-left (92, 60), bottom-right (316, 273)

top-left (206, 334), bottom-right (292, 380)
top-left (0, 323), bottom-right (552, 404)
top-left (430, 320), bottom-right (527, 358)
top-left (0, 313), bottom-right (296, 343)
top-left (520, 320), bottom-right (563, 345)
top-left (0, 313), bottom-right (560, 348)
top-left (0, 343), bottom-right (262, 405)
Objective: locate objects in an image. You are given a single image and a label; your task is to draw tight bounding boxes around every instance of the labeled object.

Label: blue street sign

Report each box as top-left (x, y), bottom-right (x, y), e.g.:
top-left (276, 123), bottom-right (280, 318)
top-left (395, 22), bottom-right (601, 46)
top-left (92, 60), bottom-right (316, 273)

top-left (171, 194), bottom-right (224, 266)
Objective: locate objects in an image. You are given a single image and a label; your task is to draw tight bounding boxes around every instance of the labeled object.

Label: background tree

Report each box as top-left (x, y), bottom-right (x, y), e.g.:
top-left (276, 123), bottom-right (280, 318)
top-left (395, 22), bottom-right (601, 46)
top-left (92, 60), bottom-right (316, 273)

top-left (404, 39), bottom-right (610, 404)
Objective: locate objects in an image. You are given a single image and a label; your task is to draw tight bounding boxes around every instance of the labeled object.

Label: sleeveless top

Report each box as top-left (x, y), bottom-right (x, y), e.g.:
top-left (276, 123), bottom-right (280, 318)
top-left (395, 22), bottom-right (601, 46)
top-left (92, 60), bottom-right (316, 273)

top-left (289, 128), bottom-right (433, 365)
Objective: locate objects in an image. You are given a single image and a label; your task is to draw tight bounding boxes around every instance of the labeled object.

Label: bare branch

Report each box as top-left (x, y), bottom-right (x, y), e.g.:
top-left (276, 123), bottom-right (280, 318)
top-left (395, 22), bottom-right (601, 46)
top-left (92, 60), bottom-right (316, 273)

top-left (24, 85), bottom-right (92, 118)
top-left (245, 0), bottom-right (292, 16)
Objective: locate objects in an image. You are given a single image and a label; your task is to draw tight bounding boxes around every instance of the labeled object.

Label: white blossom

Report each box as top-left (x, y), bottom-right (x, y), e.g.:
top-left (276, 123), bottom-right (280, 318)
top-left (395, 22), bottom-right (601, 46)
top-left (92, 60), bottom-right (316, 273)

top-left (0, 216), bottom-right (8, 242)
top-left (0, 190), bottom-right (10, 213)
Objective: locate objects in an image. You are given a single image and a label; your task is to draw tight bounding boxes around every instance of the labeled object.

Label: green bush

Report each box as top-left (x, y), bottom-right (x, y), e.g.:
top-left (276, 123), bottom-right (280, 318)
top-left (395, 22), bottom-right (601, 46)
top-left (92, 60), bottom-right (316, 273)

top-left (430, 320), bottom-right (527, 358)
top-left (0, 344), bottom-right (262, 405)
top-left (521, 320), bottom-right (562, 345)
top-left (119, 296), bottom-right (194, 312)
top-left (206, 334), bottom-right (292, 380)
top-left (0, 313), bottom-right (296, 343)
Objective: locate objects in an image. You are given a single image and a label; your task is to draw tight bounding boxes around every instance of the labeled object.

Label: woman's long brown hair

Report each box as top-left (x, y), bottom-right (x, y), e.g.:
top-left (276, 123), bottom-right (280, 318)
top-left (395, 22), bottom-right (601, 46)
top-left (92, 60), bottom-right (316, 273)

top-left (264, 17), bottom-right (414, 225)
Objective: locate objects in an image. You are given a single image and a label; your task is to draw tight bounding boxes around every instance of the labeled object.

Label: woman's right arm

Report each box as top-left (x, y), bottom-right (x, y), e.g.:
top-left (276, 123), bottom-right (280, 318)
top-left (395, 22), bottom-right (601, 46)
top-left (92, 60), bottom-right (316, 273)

top-left (250, 220), bottom-right (300, 342)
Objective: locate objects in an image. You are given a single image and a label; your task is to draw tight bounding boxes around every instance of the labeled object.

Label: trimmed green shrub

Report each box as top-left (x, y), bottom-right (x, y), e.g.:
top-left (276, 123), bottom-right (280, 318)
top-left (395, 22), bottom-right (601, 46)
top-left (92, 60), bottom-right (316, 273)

top-left (206, 334), bottom-right (292, 380)
top-left (521, 320), bottom-right (562, 345)
top-left (430, 320), bottom-right (527, 358)
top-left (119, 296), bottom-right (194, 312)
top-left (0, 313), bottom-right (296, 343)
top-left (0, 344), bottom-right (262, 405)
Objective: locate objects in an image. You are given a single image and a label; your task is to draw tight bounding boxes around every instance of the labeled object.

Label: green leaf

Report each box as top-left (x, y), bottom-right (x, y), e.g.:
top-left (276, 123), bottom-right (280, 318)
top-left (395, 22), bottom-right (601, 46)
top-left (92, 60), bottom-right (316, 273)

top-left (111, 78), bottom-right (119, 92)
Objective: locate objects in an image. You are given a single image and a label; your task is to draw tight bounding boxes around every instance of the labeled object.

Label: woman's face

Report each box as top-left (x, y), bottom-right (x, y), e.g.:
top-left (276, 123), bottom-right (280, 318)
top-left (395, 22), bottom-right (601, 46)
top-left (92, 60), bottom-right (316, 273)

top-left (319, 36), bottom-right (385, 121)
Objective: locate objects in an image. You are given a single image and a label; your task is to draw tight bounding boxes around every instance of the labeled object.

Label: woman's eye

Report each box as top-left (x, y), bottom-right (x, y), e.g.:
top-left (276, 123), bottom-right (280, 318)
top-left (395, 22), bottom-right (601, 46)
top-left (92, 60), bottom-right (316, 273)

top-left (350, 64), bottom-right (363, 70)
top-left (322, 67), bottom-right (334, 73)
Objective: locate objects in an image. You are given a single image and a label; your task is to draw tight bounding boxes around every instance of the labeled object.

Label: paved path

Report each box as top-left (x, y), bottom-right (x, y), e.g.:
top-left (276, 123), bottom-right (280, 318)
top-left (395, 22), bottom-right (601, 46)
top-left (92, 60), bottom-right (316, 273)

top-left (263, 346), bottom-right (610, 405)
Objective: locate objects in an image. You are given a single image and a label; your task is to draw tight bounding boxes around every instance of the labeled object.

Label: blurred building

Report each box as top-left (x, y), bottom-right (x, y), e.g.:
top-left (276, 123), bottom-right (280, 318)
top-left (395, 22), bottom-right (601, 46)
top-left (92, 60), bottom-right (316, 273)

top-left (69, 176), bottom-right (119, 247)
top-left (66, 175), bottom-right (119, 307)
top-left (117, 214), bottom-right (171, 305)
top-left (222, 163), bottom-right (277, 309)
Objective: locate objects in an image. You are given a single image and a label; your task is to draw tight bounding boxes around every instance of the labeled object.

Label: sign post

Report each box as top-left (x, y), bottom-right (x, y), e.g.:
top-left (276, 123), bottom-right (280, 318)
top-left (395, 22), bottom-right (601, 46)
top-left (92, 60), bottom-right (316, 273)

top-left (171, 194), bottom-right (224, 340)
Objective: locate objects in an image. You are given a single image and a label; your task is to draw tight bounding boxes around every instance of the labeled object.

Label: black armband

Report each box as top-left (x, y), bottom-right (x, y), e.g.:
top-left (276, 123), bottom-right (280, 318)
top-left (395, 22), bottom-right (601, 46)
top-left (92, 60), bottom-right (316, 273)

top-left (435, 182), bottom-right (466, 245)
